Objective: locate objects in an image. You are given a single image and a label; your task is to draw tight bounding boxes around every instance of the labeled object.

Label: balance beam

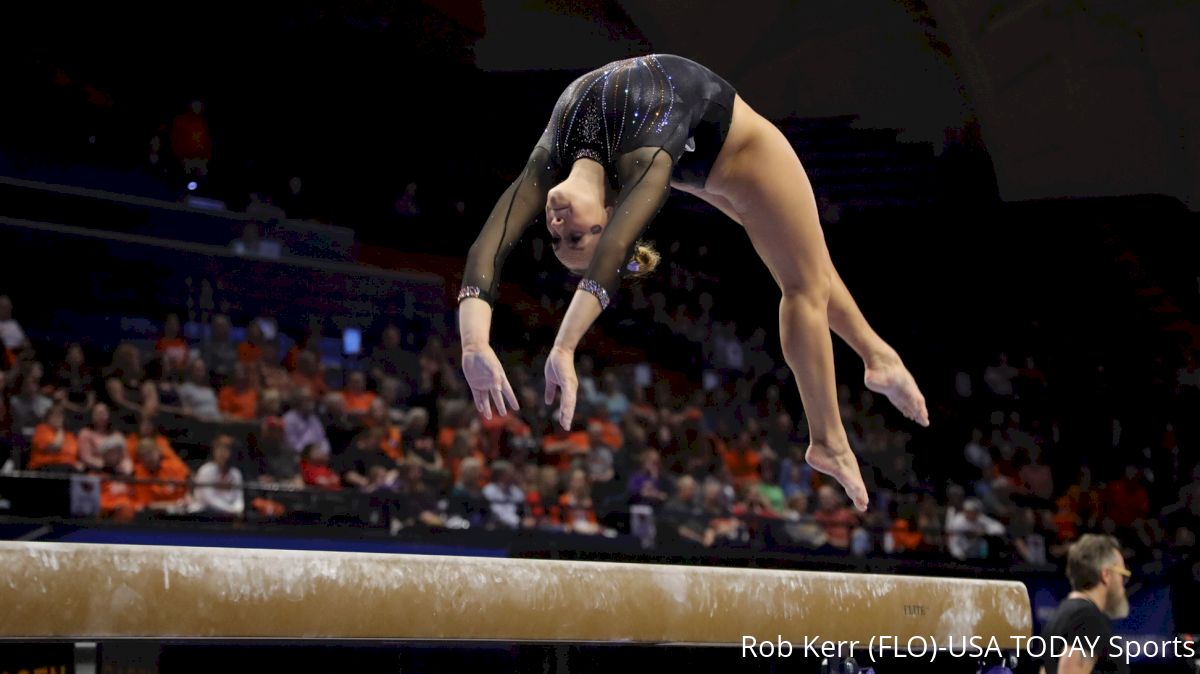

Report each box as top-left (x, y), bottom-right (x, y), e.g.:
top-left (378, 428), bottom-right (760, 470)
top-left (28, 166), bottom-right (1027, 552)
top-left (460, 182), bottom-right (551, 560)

top-left (0, 541), bottom-right (1031, 645)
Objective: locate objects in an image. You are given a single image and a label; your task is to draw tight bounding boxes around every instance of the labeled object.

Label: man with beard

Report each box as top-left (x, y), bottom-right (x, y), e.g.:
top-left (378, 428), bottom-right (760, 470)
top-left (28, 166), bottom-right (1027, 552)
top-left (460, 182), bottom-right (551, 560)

top-left (1039, 534), bottom-right (1131, 674)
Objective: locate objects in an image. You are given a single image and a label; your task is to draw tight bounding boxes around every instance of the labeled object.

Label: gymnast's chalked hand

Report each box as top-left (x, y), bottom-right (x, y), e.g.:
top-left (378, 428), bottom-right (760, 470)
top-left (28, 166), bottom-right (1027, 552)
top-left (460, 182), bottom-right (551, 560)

top-left (544, 346), bottom-right (578, 431)
top-left (461, 344), bottom-right (519, 420)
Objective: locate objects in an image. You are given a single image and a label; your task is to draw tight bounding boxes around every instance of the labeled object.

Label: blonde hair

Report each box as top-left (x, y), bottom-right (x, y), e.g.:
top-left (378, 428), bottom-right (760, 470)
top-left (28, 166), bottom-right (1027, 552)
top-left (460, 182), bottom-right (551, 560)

top-left (626, 240), bottom-right (660, 281)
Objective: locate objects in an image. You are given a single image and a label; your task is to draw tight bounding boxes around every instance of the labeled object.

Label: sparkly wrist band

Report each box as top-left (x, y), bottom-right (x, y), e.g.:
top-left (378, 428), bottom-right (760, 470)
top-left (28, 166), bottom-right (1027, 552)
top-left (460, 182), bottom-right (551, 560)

top-left (578, 278), bottom-right (610, 310)
top-left (457, 285), bottom-right (482, 303)
top-left (573, 148), bottom-right (605, 165)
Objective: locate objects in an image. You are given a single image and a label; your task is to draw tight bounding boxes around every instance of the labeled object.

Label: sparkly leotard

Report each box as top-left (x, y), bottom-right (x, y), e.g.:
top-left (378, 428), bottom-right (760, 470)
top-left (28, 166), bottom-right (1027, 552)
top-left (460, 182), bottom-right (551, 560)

top-left (460, 54), bottom-right (737, 309)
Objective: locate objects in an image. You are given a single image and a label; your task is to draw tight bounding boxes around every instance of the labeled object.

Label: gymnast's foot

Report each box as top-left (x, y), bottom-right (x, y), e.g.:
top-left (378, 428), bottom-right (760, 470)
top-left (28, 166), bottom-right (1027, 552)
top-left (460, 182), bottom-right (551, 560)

top-left (805, 442), bottom-right (869, 512)
top-left (864, 348), bottom-right (930, 427)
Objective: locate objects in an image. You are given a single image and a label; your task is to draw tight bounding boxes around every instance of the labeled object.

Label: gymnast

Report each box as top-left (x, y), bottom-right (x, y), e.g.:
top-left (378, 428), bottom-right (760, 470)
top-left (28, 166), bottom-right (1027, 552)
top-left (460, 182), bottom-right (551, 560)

top-left (457, 54), bottom-right (928, 511)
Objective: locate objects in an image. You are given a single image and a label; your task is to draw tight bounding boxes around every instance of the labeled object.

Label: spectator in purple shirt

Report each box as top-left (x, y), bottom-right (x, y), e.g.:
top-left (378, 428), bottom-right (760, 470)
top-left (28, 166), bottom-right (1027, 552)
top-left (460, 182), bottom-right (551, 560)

top-left (283, 387), bottom-right (328, 456)
top-left (627, 448), bottom-right (672, 508)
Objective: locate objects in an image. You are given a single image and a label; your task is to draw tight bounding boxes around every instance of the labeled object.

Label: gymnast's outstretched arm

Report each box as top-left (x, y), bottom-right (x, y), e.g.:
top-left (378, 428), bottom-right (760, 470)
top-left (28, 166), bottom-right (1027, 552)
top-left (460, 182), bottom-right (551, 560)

top-left (459, 145), bottom-right (556, 418)
top-left (545, 147), bottom-right (673, 429)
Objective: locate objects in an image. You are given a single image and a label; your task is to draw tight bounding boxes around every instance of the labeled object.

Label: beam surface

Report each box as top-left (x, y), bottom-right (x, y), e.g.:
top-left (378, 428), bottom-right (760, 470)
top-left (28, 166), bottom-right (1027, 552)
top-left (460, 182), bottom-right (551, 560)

top-left (0, 542), bottom-right (1031, 645)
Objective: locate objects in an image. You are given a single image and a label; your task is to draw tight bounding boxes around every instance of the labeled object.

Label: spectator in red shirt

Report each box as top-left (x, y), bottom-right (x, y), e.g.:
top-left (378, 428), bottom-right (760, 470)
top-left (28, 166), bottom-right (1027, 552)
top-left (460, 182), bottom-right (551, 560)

top-left (170, 99), bottom-right (211, 176)
top-left (300, 442), bottom-right (341, 491)
top-left (340, 370), bottom-right (376, 417)
top-left (1102, 465), bottom-right (1150, 529)
top-left (813, 484), bottom-right (861, 550)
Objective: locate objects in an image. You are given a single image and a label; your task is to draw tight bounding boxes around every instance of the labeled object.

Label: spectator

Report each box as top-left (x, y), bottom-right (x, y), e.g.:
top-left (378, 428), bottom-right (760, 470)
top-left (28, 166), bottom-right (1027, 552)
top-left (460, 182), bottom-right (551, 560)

top-left (396, 460), bottom-right (445, 529)
top-left (946, 498), bottom-right (1006, 561)
top-left (600, 373), bottom-right (629, 422)
top-left (155, 314), bottom-right (188, 370)
top-left (661, 475), bottom-right (707, 545)
top-left (526, 465), bottom-right (562, 528)
top-left (584, 420), bottom-right (615, 484)
top-left (191, 434), bottom-right (244, 518)
top-left (337, 427), bottom-right (398, 491)
top-left (254, 413), bottom-right (300, 486)
top-left (1101, 464), bottom-right (1150, 529)
top-left (290, 351), bottom-right (328, 398)
top-left (1010, 507), bottom-right (1048, 565)
top-left (813, 484), bottom-right (863, 551)
top-left (368, 325), bottom-right (419, 396)
top-left (200, 315), bottom-right (238, 381)
top-left (756, 460), bottom-right (787, 512)
top-left (367, 398), bottom-right (404, 460)
top-left (779, 446), bottom-right (814, 500)
top-left (282, 386), bottom-right (327, 455)
top-left (0, 295), bottom-right (28, 354)
top-left (1018, 446), bottom-right (1055, 503)
top-left (126, 415), bottom-right (184, 466)
top-left (218, 362), bottom-right (259, 420)
top-left (299, 442), bottom-right (341, 491)
top-left (627, 448), bottom-right (671, 508)
top-left (28, 406), bottom-right (81, 472)
top-left (699, 478), bottom-right (742, 547)
top-left (340, 371), bottom-right (376, 417)
top-left (559, 468), bottom-right (600, 534)
top-left (782, 492), bottom-right (828, 548)
top-left (237, 321), bottom-right (265, 364)
top-left (177, 358), bottom-right (222, 421)
top-left (131, 437), bottom-right (191, 512)
top-left (52, 343), bottom-right (95, 412)
top-left (722, 428), bottom-right (762, 485)
top-left (400, 408), bottom-right (444, 477)
top-left (482, 460), bottom-right (529, 529)
top-left (9, 370), bottom-right (52, 438)
top-left (169, 99), bottom-right (211, 176)
top-left (103, 343), bottom-right (158, 421)
top-left (448, 456), bottom-right (489, 528)
top-left (963, 427), bottom-right (990, 473)
top-left (95, 442), bottom-right (138, 522)
top-left (77, 403), bottom-right (127, 472)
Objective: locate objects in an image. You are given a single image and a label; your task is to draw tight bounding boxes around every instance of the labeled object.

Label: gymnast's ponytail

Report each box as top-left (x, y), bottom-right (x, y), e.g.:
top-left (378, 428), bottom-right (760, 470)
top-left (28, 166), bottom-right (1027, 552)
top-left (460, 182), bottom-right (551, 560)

top-left (625, 240), bottom-right (660, 281)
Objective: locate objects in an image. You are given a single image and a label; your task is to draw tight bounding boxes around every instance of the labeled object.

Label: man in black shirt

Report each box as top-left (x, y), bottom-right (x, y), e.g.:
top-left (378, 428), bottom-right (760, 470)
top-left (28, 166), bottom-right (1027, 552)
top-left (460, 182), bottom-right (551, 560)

top-left (1040, 534), bottom-right (1131, 674)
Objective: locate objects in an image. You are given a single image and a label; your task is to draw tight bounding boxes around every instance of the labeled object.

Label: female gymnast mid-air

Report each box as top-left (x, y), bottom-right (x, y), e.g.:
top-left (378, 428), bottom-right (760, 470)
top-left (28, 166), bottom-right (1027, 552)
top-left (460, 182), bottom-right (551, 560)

top-left (456, 54), bottom-right (928, 511)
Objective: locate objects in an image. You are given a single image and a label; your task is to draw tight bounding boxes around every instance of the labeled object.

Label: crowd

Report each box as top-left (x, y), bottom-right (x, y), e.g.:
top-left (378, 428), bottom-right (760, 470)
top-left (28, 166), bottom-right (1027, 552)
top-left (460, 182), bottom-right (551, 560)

top-left (3, 289), bottom-right (1197, 572)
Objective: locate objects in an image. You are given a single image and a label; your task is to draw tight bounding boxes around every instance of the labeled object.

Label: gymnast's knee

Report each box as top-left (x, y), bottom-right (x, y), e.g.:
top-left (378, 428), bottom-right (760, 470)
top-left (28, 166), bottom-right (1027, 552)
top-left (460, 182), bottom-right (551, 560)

top-left (778, 269), bottom-right (832, 309)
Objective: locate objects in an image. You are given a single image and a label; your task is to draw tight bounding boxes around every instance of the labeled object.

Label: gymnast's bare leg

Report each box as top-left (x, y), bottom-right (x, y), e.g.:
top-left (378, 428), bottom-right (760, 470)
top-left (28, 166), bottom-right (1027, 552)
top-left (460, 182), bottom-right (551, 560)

top-left (693, 95), bottom-right (929, 511)
top-left (677, 183), bottom-right (929, 426)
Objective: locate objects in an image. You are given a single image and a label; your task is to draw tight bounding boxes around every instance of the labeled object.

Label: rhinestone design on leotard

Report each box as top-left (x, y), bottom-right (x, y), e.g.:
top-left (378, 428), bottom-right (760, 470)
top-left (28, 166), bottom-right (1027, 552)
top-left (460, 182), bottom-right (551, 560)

top-left (547, 55), bottom-right (678, 169)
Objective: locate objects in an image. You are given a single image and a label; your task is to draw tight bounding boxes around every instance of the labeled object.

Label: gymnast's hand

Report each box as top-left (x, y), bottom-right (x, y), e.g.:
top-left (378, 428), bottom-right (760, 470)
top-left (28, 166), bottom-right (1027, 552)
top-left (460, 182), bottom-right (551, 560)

top-left (461, 344), bottom-right (519, 420)
top-left (543, 345), bottom-right (578, 431)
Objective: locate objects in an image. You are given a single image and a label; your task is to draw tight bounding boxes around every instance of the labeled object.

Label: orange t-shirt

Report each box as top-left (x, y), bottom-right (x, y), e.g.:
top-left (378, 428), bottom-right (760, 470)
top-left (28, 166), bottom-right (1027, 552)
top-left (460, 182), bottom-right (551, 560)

top-left (29, 425), bottom-right (80, 470)
top-left (541, 430), bottom-right (589, 471)
top-left (125, 434), bottom-right (183, 464)
top-left (889, 519), bottom-right (923, 551)
top-left (291, 371), bottom-right (328, 397)
top-left (218, 385), bottom-right (259, 420)
top-left (723, 447), bottom-right (761, 483)
top-left (155, 337), bottom-right (189, 367)
top-left (379, 426), bottom-right (404, 461)
top-left (237, 342), bottom-right (262, 363)
top-left (132, 454), bottom-right (191, 507)
top-left (341, 390), bottom-right (377, 414)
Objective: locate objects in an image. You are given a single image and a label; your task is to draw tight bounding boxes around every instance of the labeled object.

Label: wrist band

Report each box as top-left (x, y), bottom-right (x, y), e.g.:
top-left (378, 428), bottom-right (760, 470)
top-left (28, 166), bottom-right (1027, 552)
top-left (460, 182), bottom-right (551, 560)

top-left (577, 278), bottom-right (610, 310)
top-left (457, 285), bottom-right (483, 303)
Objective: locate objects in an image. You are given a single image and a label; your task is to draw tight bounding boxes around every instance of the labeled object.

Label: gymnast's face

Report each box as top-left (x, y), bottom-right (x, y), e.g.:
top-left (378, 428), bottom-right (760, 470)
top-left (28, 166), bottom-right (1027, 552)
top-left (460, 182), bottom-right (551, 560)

top-left (546, 186), bottom-right (612, 273)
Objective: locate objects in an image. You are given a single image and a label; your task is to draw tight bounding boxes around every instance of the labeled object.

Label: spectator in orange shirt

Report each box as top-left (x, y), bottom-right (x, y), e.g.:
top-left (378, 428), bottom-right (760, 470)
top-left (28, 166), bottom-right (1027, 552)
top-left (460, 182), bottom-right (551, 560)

top-left (1102, 464), bottom-right (1150, 529)
top-left (526, 465), bottom-right (563, 528)
top-left (237, 321), bottom-right (265, 364)
top-left (340, 371), bottom-right (376, 417)
top-left (155, 313), bottom-right (188, 370)
top-left (125, 415), bottom-right (184, 466)
top-left (29, 406), bottom-right (82, 472)
top-left (218, 362), bottom-right (259, 420)
top-left (366, 399), bottom-right (404, 460)
top-left (132, 437), bottom-right (191, 511)
top-left (722, 429), bottom-right (762, 485)
top-left (290, 351), bottom-right (328, 398)
top-left (96, 442), bottom-right (138, 522)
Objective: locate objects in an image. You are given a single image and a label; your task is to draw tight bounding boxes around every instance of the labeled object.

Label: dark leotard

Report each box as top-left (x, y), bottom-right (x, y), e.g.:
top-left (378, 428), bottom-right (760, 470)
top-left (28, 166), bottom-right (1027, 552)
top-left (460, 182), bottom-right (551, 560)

top-left (460, 54), bottom-right (737, 309)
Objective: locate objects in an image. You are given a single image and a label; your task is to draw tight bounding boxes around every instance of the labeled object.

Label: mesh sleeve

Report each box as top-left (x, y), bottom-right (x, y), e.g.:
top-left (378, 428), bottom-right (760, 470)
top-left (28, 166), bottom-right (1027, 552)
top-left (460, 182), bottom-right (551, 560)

top-left (460, 144), bottom-right (557, 305)
top-left (579, 146), bottom-right (673, 307)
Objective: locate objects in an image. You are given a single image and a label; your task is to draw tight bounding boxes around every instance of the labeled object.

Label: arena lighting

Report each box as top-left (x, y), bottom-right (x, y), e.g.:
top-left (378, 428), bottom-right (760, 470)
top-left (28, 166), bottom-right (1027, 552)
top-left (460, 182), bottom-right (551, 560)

top-left (186, 181), bottom-right (198, 191)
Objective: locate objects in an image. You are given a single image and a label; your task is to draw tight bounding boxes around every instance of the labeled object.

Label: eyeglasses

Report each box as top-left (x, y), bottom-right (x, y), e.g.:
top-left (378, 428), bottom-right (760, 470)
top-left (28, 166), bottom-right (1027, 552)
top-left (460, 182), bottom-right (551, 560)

top-left (1108, 565), bottom-right (1132, 584)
